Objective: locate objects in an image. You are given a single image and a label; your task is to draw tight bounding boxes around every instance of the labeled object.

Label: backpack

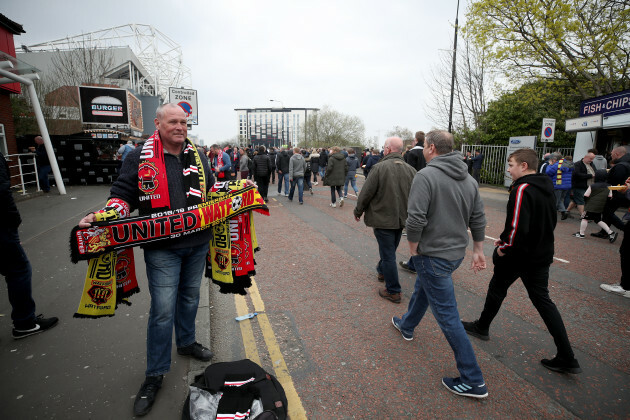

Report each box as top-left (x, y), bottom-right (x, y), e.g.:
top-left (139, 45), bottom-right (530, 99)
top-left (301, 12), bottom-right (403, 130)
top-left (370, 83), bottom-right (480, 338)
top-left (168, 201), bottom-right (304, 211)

top-left (182, 359), bottom-right (287, 420)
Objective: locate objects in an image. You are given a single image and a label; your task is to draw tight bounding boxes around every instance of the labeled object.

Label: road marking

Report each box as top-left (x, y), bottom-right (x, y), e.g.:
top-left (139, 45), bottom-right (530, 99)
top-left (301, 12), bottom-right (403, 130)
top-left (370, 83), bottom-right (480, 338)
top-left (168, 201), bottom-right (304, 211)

top-left (484, 236), bottom-right (569, 264)
top-left (234, 294), bottom-right (261, 366)
top-left (235, 278), bottom-right (307, 419)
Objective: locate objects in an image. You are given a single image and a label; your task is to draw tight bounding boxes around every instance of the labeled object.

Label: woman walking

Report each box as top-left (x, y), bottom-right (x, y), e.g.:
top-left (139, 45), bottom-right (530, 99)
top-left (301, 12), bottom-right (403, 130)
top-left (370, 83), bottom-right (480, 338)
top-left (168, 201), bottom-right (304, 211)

top-left (324, 146), bottom-right (348, 207)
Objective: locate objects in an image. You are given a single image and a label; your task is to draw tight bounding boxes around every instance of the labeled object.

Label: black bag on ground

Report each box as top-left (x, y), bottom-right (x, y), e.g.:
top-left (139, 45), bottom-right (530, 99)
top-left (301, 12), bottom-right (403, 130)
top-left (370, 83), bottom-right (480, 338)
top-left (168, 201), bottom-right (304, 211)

top-left (182, 359), bottom-right (288, 420)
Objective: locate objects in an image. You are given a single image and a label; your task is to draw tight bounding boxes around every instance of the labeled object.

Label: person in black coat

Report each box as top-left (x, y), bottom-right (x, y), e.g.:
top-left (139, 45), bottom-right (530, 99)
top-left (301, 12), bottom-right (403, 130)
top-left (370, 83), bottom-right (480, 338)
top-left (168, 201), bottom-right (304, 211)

top-left (318, 148), bottom-right (328, 179)
top-left (268, 147), bottom-right (277, 184)
top-left (276, 148), bottom-right (291, 195)
top-left (406, 131), bottom-right (426, 172)
top-left (253, 146), bottom-right (272, 201)
top-left (566, 149), bottom-right (597, 216)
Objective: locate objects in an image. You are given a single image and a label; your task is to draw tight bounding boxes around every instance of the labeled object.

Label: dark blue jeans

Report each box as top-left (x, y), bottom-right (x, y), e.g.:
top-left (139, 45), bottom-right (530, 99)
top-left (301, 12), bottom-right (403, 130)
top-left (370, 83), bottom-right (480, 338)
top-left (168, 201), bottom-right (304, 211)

top-left (144, 243), bottom-right (208, 376)
top-left (288, 176), bottom-right (304, 203)
top-left (400, 255), bottom-right (484, 385)
top-left (0, 228), bottom-right (36, 328)
top-left (277, 172), bottom-right (290, 195)
top-left (373, 228), bottom-right (403, 293)
top-left (38, 165), bottom-right (52, 192)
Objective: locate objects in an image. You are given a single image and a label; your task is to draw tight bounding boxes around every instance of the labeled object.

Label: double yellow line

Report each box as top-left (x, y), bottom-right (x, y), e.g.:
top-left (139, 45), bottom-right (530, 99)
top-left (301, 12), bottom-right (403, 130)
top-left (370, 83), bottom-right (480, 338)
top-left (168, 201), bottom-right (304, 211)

top-left (234, 278), bottom-right (307, 419)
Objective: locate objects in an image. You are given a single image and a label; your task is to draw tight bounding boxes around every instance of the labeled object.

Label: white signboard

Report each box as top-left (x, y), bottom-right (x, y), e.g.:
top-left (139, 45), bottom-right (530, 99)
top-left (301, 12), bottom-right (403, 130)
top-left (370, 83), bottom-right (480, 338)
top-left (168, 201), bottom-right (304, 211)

top-left (168, 87), bottom-right (198, 125)
top-left (540, 118), bottom-right (556, 143)
top-left (565, 115), bottom-right (603, 132)
top-left (504, 136), bottom-right (537, 187)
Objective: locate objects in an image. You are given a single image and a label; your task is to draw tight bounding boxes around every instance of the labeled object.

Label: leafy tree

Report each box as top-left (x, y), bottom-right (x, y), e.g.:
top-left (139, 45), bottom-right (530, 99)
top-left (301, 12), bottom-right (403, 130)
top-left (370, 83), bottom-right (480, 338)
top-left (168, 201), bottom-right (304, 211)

top-left (301, 105), bottom-right (366, 148)
top-left (464, 0), bottom-right (630, 98)
top-left (473, 79), bottom-right (582, 146)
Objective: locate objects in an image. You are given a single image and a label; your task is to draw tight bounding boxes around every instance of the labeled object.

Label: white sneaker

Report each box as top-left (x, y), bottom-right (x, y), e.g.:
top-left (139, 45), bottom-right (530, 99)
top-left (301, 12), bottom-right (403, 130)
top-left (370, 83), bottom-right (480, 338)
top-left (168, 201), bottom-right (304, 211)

top-left (330, 203), bottom-right (336, 208)
top-left (600, 283), bottom-right (627, 295)
top-left (339, 198), bottom-right (344, 207)
top-left (314, 182), bottom-right (318, 186)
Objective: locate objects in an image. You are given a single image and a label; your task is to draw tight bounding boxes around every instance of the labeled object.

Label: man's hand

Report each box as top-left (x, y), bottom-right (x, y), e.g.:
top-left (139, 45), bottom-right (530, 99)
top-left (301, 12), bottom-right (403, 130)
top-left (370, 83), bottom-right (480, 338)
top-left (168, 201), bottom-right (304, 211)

top-left (354, 215), bottom-right (361, 222)
top-left (79, 213), bottom-right (96, 228)
top-left (471, 241), bottom-right (486, 272)
top-left (408, 241), bottom-right (419, 256)
top-left (244, 179), bottom-right (256, 187)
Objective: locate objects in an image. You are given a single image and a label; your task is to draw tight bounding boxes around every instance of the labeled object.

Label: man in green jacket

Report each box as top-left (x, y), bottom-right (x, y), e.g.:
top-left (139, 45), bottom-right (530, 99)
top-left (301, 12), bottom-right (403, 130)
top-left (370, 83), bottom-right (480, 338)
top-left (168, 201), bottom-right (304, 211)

top-left (354, 137), bottom-right (416, 303)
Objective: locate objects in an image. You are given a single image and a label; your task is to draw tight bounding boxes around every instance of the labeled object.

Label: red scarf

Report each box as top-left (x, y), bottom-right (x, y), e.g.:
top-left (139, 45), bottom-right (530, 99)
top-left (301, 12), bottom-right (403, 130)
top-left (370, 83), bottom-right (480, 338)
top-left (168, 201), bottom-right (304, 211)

top-left (216, 151), bottom-right (225, 179)
top-left (138, 130), bottom-right (206, 210)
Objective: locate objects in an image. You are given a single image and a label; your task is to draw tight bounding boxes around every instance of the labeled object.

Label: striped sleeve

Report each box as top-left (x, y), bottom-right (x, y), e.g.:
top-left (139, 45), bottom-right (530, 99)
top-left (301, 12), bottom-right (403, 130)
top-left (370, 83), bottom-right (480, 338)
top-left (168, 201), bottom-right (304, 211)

top-left (498, 183), bottom-right (529, 253)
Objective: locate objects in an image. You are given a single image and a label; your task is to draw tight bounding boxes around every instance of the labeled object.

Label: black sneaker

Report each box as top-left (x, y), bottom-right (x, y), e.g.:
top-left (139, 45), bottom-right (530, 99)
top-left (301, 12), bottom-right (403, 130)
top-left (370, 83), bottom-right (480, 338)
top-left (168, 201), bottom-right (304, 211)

top-left (609, 231), bottom-right (618, 243)
top-left (462, 320), bottom-right (489, 341)
top-left (540, 356), bottom-right (582, 374)
top-left (391, 316), bottom-right (413, 341)
top-left (398, 261), bottom-right (416, 273)
top-left (12, 314), bottom-right (59, 339)
top-left (591, 230), bottom-right (608, 239)
top-left (177, 342), bottom-right (214, 362)
top-left (561, 212), bottom-right (568, 220)
top-left (133, 375), bottom-right (163, 416)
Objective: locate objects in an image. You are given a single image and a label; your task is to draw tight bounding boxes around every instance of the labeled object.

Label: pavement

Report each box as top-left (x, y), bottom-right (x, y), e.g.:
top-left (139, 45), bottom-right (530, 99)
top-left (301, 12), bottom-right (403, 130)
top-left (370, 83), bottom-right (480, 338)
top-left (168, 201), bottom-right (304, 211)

top-left (0, 177), bottom-right (629, 419)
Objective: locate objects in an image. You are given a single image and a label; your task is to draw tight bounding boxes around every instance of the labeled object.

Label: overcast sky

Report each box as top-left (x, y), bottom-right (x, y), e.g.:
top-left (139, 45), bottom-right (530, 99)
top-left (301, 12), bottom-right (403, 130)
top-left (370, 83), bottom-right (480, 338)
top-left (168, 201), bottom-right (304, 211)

top-left (5, 0), bottom-right (463, 146)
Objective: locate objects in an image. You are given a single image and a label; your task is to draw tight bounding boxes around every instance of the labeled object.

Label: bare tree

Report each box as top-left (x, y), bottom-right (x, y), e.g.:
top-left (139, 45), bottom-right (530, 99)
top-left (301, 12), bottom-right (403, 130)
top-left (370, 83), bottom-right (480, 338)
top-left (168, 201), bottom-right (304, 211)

top-left (13, 38), bottom-right (115, 135)
top-left (424, 36), bottom-right (492, 133)
top-left (386, 126), bottom-right (414, 142)
top-left (302, 105), bottom-right (366, 148)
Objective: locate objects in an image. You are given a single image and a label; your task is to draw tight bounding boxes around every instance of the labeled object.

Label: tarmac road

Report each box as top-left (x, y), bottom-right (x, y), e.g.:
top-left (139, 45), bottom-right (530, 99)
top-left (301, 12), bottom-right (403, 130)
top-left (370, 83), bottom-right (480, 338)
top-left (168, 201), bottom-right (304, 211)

top-left (0, 176), bottom-right (628, 419)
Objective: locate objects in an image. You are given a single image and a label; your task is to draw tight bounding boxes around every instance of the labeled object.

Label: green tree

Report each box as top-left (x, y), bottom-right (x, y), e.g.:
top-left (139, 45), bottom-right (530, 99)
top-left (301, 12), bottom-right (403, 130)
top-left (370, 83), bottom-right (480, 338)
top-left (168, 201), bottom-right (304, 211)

top-left (464, 0), bottom-right (630, 98)
top-left (301, 105), bottom-right (366, 148)
top-left (472, 79), bottom-right (582, 146)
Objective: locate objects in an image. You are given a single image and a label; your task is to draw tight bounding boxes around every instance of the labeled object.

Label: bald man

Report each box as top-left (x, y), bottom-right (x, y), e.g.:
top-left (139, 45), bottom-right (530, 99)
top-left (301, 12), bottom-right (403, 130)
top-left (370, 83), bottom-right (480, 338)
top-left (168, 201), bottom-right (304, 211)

top-left (354, 137), bottom-right (416, 303)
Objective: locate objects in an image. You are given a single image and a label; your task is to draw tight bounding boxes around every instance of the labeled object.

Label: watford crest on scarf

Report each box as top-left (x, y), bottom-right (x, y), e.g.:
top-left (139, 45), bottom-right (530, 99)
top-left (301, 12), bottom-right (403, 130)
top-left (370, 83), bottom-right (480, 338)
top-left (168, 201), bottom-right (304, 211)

top-left (70, 180), bottom-right (269, 318)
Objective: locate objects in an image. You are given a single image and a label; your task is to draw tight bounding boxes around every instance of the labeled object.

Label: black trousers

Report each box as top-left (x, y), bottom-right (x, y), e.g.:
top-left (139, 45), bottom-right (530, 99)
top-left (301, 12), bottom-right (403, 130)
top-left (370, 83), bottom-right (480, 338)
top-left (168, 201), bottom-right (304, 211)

top-left (254, 175), bottom-right (270, 200)
top-left (603, 194), bottom-right (630, 230)
top-left (620, 221), bottom-right (630, 290)
top-left (477, 249), bottom-right (575, 360)
top-left (270, 168), bottom-right (276, 183)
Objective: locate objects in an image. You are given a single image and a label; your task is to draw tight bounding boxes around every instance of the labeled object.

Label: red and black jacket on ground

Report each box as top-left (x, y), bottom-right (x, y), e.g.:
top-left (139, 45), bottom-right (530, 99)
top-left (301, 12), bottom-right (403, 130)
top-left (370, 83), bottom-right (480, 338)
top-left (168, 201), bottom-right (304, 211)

top-left (497, 173), bottom-right (556, 266)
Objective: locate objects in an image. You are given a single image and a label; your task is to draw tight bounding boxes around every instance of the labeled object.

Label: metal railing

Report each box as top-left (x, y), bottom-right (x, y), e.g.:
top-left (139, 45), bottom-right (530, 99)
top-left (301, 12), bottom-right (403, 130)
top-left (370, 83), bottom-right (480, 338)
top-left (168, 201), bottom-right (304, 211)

top-left (5, 153), bottom-right (40, 195)
top-left (461, 145), bottom-right (575, 186)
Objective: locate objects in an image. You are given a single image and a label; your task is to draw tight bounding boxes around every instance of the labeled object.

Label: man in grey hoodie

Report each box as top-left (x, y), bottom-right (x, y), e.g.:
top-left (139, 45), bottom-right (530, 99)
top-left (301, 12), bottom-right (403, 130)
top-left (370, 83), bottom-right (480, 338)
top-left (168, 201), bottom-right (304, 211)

top-left (288, 147), bottom-right (306, 204)
top-left (391, 130), bottom-right (489, 399)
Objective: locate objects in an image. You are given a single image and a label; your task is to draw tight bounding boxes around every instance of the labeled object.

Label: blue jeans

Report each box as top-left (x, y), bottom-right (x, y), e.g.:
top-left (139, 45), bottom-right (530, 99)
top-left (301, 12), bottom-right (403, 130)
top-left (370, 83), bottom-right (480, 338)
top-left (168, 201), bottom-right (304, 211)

top-left (319, 167), bottom-right (326, 179)
top-left (277, 172), bottom-right (290, 195)
top-left (38, 165), bottom-right (51, 192)
top-left (144, 243), bottom-right (208, 376)
top-left (399, 255), bottom-right (484, 385)
top-left (344, 174), bottom-right (358, 196)
top-left (373, 228), bottom-right (403, 293)
top-left (554, 189), bottom-right (568, 212)
top-left (0, 228), bottom-right (36, 328)
top-left (288, 176), bottom-right (304, 203)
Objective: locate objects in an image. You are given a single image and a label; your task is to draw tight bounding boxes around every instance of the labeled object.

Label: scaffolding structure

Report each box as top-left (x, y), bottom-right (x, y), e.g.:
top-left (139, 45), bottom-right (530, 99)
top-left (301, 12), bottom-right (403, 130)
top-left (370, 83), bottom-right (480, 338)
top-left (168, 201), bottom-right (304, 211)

top-left (24, 24), bottom-right (191, 101)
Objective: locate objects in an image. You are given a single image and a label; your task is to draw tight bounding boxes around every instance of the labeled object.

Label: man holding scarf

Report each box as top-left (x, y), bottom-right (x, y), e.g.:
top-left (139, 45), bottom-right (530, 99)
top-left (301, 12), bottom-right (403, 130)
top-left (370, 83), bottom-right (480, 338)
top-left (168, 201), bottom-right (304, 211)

top-left (79, 104), bottom-right (215, 417)
top-left (211, 144), bottom-right (232, 180)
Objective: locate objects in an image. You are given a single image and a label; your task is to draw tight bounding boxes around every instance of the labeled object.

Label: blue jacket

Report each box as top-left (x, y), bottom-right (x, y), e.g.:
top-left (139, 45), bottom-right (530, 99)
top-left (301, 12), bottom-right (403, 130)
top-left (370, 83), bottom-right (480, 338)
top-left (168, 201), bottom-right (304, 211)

top-left (546, 160), bottom-right (573, 190)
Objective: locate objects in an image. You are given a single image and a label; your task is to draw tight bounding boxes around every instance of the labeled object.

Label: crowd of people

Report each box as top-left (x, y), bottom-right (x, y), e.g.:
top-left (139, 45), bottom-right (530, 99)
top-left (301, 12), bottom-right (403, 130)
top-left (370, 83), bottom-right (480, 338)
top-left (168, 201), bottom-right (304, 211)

top-left (3, 106), bottom-right (630, 414)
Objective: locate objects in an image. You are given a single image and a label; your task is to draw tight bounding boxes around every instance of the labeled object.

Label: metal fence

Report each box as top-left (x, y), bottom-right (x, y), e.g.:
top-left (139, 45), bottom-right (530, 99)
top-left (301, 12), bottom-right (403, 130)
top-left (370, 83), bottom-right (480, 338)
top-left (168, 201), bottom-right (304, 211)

top-left (5, 153), bottom-right (40, 195)
top-left (460, 145), bottom-right (575, 186)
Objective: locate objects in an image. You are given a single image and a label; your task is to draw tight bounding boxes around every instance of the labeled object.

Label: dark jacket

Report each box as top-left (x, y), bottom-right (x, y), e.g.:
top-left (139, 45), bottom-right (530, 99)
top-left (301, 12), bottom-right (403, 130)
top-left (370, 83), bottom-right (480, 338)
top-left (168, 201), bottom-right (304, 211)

top-left (268, 150), bottom-right (277, 169)
top-left (277, 151), bottom-right (290, 173)
top-left (318, 150), bottom-right (328, 168)
top-left (323, 152), bottom-right (348, 186)
top-left (354, 153), bottom-right (416, 229)
top-left (496, 173), bottom-right (556, 266)
top-left (109, 142), bottom-right (214, 250)
top-left (346, 155), bottom-right (360, 176)
top-left (471, 153), bottom-right (484, 169)
top-left (253, 153), bottom-right (272, 178)
top-left (585, 171), bottom-right (611, 214)
top-left (35, 143), bottom-right (50, 167)
top-left (309, 153), bottom-right (320, 173)
top-left (406, 146), bottom-right (426, 172)
top-left (0, 153), bottom-right (22, 229)
top-left (608, 153), bottom-right (630, 187)
top-left (572, 159), bottom-right (597, 190)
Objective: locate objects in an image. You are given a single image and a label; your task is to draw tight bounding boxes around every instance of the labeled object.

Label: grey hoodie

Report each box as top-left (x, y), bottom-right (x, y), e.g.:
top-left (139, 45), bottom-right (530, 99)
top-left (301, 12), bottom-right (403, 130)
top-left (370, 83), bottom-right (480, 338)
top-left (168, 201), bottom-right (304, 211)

top-left (289, 153), bottom-right (306, 178)
top-left (406, 151), bottom-right (486, 261)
